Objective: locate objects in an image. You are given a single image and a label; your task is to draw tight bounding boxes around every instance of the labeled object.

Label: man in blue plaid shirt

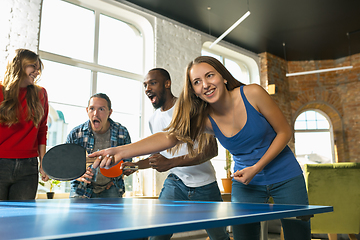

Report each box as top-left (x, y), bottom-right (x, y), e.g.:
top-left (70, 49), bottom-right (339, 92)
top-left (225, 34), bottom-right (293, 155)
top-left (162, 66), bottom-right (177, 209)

top-left (67, 93), bottom-right (132, 198)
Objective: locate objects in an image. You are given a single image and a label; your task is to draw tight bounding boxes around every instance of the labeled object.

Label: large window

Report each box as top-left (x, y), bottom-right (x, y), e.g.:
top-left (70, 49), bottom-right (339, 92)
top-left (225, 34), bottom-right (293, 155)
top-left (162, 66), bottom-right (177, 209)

top-left (38, 0), bottom-right (153, 193)
top-left (294, 110), bottom-right (334, 169)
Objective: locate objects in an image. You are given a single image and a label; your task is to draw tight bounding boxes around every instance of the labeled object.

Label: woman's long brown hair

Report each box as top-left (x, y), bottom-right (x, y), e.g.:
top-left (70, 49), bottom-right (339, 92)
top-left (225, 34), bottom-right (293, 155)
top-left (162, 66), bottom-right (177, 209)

top-left (0, 49), bottom-right (44, 126)
top-left (166, 56), bottom-right (245, 157)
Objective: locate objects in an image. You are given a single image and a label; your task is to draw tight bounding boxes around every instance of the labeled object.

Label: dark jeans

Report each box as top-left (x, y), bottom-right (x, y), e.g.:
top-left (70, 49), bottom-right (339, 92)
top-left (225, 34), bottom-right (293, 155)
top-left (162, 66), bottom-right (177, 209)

top-left (231, 174), bottom-right (311, 240)
top-left (0, 157), bottom-right (39, 200)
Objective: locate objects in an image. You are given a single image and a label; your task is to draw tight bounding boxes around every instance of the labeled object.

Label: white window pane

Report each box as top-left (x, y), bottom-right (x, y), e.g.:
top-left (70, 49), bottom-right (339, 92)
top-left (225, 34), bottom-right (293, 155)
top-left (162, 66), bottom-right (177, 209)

top-left (315, 112), bottom-right (327, 121)
top-left (295, 132), bottom-right (333, 165)
top-left (296, 110), bottom-right (330, 130)
top-left (111, 112), bottom-right (140, 142)
top-left (224, 58), bottom-right (242, 80)
top-left (307, 120), bottom-right (317, 129)
top-left (224, 58), bottom-right (250, 84)
top-left (306, 111), bottom-right (316, 121)
top-left (48, 102), bottom-right (88, 145)
top-left (97, 73), bottom-right (141, 115)
top-left (297, 112), bottom-right (306, 121)
top-left (211, 158), bottom-right (227, 191)
top-left (40, 0), bottom-right (95, 62)
top-left (98, 14), bottom-right (143, 74)
top-left (201, 50), bottom-right (222, 62)
top-left (40, 60), bottom-right (91, 107)
top-left (294, 121), bottom-right (307, 130)
top-left (315, 112), bottom-right (330, 129)
top-left (317, 120), bottom-right (330, 129)
top-left (97, 73), bottom-right (142, 141)
top-left (211, 140), bottom-right (232, 192)
top-left (47, 104), bottom-right (68, 146)
top-left (217, 140), bottom-right (226, 159)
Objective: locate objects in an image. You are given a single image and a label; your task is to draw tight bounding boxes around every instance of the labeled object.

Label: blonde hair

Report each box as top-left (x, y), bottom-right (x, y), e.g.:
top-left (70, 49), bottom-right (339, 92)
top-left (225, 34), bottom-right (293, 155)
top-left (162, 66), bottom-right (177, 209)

top-left (167, 56), bottom-right (244, 157)
top-left (0, 49), bottom-right (44, 126)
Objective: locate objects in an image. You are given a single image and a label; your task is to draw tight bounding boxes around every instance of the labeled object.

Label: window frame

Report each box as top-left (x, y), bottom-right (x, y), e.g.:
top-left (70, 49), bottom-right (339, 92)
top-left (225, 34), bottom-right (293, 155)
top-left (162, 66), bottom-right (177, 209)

top-left (294, 109), bottom-right (335, 163)
top-left (39, 0), bottom-right (155, 140)
top-left (38, 0), bottom-right (155, 195)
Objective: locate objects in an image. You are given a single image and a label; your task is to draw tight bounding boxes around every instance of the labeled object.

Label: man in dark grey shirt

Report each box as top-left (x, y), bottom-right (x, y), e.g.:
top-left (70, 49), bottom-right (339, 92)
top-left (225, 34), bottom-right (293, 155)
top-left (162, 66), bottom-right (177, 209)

top-left (67, 93), bottom-right (132, 198)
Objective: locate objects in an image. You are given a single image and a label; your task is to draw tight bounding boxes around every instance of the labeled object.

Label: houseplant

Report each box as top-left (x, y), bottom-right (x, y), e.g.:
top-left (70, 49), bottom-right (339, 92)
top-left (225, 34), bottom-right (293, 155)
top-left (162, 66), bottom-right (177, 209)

top-left (221, 150), bottom-right (233, 193)
top-left (39, 179), bottom-right (61, 199)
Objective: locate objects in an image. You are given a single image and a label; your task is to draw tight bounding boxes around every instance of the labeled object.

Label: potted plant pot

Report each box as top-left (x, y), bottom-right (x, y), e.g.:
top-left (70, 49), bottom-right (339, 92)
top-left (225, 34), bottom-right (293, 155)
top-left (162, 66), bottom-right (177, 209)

top-left (222, 150), bottom-right (233, 193)
top-left (221, 178), bottom-right (232, 193)
top-left (46, 192), bottom-right (55, 199)
top-left (39, 178), bottom-right (61, 199)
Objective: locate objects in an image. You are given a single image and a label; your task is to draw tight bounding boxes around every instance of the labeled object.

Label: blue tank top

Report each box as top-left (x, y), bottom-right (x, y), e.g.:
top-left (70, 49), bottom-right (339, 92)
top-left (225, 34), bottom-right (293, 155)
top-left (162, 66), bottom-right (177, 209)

top-left (208, 86), bottom-right (302, 185)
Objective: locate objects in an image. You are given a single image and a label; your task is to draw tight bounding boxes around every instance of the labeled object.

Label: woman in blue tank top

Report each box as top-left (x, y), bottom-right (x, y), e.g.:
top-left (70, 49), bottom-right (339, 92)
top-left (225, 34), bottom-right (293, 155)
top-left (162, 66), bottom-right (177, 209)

top-left (90, 56), bottom-right (311, 240)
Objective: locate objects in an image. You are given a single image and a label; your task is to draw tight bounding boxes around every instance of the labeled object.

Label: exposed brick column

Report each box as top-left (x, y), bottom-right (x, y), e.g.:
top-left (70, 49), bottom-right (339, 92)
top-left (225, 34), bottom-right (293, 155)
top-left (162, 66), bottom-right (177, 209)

top-left (259, 52), bottom-right (295, 151)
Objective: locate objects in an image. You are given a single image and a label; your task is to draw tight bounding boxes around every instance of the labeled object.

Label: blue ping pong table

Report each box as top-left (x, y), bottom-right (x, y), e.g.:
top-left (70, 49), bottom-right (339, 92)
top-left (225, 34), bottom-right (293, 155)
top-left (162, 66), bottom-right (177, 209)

top-left (0, 198), bottom-right (333, 240)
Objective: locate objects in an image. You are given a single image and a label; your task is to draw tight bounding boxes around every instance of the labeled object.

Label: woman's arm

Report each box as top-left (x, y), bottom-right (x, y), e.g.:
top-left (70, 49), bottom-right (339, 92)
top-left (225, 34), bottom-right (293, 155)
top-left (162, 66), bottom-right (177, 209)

top-left (37, 87), bottom-right (49, 181)
top-left (233, 84), bottom-right (292, 184)
top-left (38, 144), bottom-right (49, 181)
top-left (89, 132), bottom-right (180, 169)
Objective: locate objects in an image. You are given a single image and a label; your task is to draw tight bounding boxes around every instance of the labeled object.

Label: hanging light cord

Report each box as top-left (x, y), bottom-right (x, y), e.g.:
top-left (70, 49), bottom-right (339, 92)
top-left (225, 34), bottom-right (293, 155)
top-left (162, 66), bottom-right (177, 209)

top-left (347, 32), bottom-right (352, 66)
top-left (283, 43), bottom-right (287, 62)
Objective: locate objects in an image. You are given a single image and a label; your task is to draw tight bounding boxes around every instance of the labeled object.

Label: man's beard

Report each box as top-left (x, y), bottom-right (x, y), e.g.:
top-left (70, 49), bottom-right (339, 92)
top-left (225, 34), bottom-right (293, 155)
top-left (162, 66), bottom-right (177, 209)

top-left (152, 89), bottom-right (166, 109)
top-left (152, 96), bottom-right (166, 109)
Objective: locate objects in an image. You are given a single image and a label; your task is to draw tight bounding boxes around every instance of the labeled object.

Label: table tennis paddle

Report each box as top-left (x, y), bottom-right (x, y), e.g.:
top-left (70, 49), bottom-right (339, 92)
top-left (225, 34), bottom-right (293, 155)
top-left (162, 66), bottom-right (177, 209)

top-left (42, 143), bottom-right (134, 181)
top-left (42, 143), bottom-right (87, 181)
top-left (99, 161), bottom-right (123, 178)
top-left (100, 161), bottom-right (139, 177)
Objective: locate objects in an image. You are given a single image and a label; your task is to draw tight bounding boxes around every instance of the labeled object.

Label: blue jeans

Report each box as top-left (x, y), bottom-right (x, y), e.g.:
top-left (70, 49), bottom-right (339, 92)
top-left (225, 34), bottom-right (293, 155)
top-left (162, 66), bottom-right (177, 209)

top-left (150, 173), bottom-right (230, 240)
top-left (0, 158), bottom-right (39, 200)
top-left (231, 174), bottom-right (311, 240)
top-left (69, 184), bottom-right (122, 198)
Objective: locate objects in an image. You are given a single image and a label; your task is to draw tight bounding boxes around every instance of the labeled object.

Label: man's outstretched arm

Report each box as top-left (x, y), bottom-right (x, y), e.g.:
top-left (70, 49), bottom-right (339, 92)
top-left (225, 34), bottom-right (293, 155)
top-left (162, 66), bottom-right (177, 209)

top-left (147, 136), bottom-right (218, 172)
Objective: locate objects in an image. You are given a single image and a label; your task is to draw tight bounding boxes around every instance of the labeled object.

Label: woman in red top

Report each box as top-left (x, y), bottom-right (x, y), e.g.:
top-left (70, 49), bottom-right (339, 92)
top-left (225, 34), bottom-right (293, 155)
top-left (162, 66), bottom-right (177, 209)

top-left (0, 49), bottom-right (49, 200)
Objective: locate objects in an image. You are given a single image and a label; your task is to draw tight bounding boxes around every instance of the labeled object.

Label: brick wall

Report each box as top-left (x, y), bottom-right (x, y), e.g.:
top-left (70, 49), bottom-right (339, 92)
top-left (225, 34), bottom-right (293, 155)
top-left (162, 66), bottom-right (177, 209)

top-left (0, 0), bottom-right (41, 74)
top-left (260, 52), bottom-right (360, 162)
top-left (154, 19), bottom-right (202, 97)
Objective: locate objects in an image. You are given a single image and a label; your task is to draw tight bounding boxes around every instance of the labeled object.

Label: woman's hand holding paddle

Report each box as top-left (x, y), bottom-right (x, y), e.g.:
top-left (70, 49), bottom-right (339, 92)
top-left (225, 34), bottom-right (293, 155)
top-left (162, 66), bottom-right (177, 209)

top-left (89, 148), bottom-right (120, 169)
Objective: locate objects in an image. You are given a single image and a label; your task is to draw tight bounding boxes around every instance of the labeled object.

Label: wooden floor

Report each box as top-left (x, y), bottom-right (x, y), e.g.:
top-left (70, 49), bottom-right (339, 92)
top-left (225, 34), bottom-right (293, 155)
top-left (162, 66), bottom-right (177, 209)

top-left (171, 230), bottom-right (282, 240)
top-left (172, 229), bottom-right (360, 240)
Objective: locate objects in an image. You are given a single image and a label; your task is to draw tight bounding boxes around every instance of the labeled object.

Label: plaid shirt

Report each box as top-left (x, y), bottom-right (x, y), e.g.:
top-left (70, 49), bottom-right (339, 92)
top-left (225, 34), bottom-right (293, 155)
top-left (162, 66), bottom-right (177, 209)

top-left (66, 118), bottom-right (131, 198)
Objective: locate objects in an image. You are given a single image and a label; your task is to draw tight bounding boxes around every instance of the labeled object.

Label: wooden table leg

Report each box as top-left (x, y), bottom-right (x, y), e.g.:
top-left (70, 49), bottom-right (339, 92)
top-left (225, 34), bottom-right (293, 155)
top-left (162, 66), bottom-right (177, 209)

top-left (328, 233), bottom-right (337, 240)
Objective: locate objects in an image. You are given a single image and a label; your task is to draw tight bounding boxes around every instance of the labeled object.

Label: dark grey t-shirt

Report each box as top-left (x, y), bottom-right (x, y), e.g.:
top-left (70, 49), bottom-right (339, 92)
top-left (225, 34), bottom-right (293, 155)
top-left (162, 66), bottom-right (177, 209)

top-left (92, 128), bottom-right (112, 193)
